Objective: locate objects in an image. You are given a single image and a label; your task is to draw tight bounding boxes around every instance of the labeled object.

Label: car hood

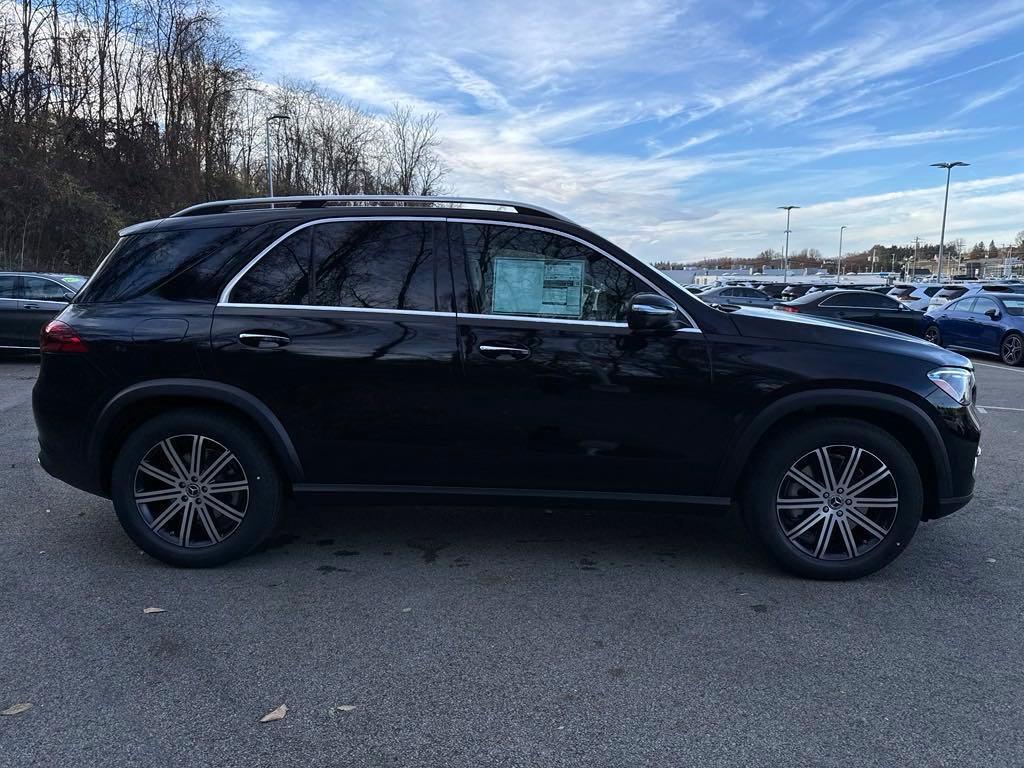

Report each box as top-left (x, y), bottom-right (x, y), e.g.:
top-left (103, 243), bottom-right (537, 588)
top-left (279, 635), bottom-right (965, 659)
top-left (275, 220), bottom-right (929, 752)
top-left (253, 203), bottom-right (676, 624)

top-left (726, 307), bottom-right (971, 368)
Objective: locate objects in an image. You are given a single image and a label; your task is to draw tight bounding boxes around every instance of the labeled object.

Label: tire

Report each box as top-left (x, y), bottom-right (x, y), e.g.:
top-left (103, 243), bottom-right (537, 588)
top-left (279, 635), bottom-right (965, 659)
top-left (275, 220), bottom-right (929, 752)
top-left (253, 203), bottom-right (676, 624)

top-left (1000, 332), bottom-right (1023, 366)
top-left (111, 408), bottom-right (283, 567)
top-left (924, 325), bottom-right (942, 346)
top-left (742, 418), bottom-right (922, 580)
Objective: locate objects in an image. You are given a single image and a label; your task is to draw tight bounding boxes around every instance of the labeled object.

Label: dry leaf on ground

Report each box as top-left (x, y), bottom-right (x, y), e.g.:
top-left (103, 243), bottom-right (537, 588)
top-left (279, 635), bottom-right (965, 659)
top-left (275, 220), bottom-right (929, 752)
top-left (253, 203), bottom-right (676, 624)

top-left (142, 607), bottom-right (166, 614)
top-left (329, 705), bottom-right (357, 714)
top-left (260, 704), bottom-right (288, 722)
top-left (2, 703), bottom-right (33, 716)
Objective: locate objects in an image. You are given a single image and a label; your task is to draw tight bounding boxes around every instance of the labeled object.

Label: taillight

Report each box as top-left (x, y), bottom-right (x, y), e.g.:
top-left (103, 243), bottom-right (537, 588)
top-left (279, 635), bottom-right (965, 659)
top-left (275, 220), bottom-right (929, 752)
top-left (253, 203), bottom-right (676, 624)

top-left (40, 320), bottom-right (87, 353)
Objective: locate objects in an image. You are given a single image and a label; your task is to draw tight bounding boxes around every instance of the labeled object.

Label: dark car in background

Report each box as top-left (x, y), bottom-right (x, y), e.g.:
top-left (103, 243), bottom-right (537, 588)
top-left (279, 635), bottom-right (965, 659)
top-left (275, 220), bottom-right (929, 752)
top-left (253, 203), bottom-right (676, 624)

top-left (775, 289), bottom-right (926, 337)
top-left (924, 293), bottom-right (1024, 366)
top-left (0, 272), bottom-right (87, 351)
top-left (697, 285), bottom-right (775, 308)
top-left (32, 195), bottom-right (980, 580)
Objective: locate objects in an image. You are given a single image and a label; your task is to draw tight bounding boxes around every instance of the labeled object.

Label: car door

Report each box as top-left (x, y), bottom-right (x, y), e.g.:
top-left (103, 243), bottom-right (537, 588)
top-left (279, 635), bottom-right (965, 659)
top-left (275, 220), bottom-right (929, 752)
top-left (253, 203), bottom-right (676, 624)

top-left (817, 293), bottom-right (871, 323)
top-left (209, 216), bottom-right (463, 487)
top-left (0, 275), bottom-right (24, 347)
top-left (966, 296), bottom-right (1003, 353)
top-left (447, 219), bottom-right (721, 498)
top-left (937, 298), bottom-right (974, 347)
top-left (16, 276), bottom-right (72, 346)
top-left (865, 293), bottom-right (922, 335)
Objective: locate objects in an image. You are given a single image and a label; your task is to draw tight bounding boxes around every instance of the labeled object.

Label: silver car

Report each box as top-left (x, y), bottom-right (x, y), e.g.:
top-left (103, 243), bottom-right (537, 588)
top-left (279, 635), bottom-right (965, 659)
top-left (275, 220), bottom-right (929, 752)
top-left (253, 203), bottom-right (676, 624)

top-left (698, 285), bottom-right (775, 308)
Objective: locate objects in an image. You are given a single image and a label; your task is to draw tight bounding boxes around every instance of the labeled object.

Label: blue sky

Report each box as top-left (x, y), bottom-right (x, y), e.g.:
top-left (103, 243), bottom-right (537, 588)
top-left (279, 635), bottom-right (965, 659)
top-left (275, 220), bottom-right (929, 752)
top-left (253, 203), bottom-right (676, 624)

top-left (223, 0), bottom-right (1024, 264)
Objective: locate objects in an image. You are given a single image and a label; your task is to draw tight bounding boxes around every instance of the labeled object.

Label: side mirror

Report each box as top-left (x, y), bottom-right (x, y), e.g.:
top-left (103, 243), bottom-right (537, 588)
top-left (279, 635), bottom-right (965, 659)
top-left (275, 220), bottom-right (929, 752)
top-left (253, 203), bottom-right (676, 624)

top-left (985, 308), bottom-right (1001, 320)
top-left (626, 293), bottom-right (678, 331)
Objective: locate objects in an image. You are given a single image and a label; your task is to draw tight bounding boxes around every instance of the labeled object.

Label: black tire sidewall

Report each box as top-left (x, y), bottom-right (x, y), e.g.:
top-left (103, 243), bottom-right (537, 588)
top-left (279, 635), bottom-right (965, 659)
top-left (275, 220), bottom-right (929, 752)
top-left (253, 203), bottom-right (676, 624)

top-left (111, 408), bottom-right (283, 567)
top-left (745, 419), bottom-right (922, 580)
top-left (925, 325), bottom-right (941, 346)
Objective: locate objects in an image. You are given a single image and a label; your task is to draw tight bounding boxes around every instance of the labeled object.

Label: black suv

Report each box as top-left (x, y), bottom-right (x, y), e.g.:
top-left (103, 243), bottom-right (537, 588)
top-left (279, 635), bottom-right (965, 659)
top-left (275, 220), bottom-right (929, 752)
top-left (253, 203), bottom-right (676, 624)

top-left (33, 196), bottom-right (981, 579)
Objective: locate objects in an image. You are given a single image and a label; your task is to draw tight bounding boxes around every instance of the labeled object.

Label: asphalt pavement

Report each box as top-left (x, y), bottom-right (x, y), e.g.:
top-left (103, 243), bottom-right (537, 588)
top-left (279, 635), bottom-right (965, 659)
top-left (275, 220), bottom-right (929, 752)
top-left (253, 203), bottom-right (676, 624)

top-left (1, 356), bottom-right (1022, 767)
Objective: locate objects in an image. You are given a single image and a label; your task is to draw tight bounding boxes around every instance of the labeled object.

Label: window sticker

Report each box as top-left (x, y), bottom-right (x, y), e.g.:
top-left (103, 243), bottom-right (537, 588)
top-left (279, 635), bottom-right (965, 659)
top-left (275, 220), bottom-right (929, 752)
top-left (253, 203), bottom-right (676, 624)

top-left (492, 257), bottom-right (584, 317)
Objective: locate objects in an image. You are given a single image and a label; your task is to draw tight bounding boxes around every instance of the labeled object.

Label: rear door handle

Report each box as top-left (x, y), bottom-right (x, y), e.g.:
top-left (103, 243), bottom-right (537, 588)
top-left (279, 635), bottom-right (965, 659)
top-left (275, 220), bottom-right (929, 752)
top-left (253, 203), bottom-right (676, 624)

top-left (239, 332), bottom-right (291, 349)
top-left (478, 343), bottom-right (530, 360)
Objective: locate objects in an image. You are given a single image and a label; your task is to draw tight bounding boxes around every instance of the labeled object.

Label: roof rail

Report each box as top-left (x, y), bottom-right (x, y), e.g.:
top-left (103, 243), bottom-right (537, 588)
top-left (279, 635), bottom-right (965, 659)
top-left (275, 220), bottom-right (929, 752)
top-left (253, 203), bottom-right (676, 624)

top-left (168, 195), bottom-right (576, 224)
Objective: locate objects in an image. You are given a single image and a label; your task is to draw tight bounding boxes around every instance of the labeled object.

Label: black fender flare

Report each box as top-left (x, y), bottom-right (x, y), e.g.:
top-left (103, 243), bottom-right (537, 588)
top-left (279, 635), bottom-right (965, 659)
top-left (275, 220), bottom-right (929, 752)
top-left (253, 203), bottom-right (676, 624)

top-left (90, 378), bottom-right (304, 485)
top-left (714, 388), bottom-right (952, 498)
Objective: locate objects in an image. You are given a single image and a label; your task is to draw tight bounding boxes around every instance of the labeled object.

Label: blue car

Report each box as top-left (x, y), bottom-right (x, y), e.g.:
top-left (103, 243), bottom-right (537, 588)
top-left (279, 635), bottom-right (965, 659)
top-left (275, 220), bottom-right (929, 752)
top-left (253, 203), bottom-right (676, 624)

top-left (924, 293), bottom-right (1024, 366)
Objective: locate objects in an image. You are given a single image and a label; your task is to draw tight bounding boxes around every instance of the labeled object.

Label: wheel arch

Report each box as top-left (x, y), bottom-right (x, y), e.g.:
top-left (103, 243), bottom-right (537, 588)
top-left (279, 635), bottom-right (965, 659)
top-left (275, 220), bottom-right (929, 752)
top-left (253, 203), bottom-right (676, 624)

top-left (716, 389), bottom-right (952, 517)
top-left (91, 379), bottom-right (304, 494)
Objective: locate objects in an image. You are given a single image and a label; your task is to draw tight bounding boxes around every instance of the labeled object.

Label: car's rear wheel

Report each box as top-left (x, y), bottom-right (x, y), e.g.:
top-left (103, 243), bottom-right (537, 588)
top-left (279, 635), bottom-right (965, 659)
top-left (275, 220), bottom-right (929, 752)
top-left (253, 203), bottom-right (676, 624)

top-left (111, 408), bottom-right (283, 567)
top-left (1000, 332), bottom-right (1023, 366)
top-left (924, 324), bottom-right (942, 346)
top-left (743, 418), bottom-right (922, 580)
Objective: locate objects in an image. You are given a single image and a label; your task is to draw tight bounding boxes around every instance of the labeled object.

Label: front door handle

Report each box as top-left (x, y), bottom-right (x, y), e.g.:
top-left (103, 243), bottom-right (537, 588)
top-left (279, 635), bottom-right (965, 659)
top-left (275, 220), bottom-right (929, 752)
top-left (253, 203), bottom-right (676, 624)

top-left (22, 303), bottom-right (39, 310)
top-left (478, 343), bottom-right (530, 360)
top-left (239, 332), bottom-right (291, 349)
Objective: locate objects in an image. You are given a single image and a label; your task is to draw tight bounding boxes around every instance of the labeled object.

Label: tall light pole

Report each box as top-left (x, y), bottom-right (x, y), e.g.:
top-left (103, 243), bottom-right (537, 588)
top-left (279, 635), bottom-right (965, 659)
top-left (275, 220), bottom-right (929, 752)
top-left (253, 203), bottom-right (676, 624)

top-left (931, 161), bottom-right (969, 282)
top-left (265, 113), bottom-right (291, 197)
top-left (836, 225), bottom-right (847, 285)
top-left (779, 205), bottom-right (799, 282)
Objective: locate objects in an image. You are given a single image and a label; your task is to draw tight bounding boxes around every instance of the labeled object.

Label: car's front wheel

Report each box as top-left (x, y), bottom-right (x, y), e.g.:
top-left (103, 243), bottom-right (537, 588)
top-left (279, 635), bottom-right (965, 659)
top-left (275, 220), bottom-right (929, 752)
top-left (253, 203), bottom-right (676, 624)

top-left (924, 324), bottom-right (942, 346)
top-left (111, 408), bottom-right (283, 567)
top-left (743, 418), bottom-right (922, 580)
top-left (1000, 332), bottom-right (1023, 366)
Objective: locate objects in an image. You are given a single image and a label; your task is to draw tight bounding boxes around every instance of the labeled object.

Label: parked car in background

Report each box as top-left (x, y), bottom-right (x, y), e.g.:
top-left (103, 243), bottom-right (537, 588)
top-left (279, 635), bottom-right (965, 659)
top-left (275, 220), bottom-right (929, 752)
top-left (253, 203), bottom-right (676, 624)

top-left (924, 293), bottom-right (1024, 366)
top-left (697, 285), bottom-right (775, 308)
top-left (0, 272), bottom-right (87, 351)
top-left (775, 289), bottom-right (926, 336)
top-left (927, 283), bottom-right (1015, 310)
top-left (888, 283), bottom-right (943, 311)
top-left (33, 195), bottom-right (979, 580)
top-left (754, 283), bottom-right (788, 300)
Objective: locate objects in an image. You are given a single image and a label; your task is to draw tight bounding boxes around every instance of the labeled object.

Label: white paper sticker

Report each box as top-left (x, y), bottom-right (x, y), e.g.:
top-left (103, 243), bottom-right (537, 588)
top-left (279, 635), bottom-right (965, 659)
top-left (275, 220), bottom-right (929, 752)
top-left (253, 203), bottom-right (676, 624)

top-left (492, 258), bottom-right (583, 317)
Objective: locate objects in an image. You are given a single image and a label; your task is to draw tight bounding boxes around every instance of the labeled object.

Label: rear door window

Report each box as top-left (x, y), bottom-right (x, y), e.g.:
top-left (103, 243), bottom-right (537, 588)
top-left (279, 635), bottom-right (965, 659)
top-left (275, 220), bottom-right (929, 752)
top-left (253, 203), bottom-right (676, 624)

top-left (230, 228), bottom-right (313, 306)
top-left (20, 277), bottom-right (69, 301)
top-left (0, 275), bottom-right (17, 299)
top-left (229, 219), bottom-right (440, 311)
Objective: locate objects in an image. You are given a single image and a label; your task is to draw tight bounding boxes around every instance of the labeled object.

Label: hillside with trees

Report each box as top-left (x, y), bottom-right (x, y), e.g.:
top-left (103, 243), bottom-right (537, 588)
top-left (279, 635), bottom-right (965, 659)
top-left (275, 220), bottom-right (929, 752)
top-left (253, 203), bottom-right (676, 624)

top-left (0, 0), bottom-right (446, 275)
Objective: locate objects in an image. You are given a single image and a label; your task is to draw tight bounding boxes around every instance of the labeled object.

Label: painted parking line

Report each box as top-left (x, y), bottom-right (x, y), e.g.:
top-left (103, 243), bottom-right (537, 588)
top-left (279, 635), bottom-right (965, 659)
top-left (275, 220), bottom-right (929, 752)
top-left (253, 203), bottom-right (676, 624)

top-left (973, 360), bottom-right (1024, 374)
top-left (977, 405), bottom-right (1024, 413)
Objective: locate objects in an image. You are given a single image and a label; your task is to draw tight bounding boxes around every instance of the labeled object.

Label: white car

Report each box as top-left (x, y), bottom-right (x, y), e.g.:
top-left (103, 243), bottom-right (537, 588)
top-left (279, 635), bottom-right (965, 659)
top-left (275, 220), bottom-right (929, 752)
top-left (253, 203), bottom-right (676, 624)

top-left (887, 283), bottom-right (943, 311)
top-left (926, 283), bottom-right (1016, 311)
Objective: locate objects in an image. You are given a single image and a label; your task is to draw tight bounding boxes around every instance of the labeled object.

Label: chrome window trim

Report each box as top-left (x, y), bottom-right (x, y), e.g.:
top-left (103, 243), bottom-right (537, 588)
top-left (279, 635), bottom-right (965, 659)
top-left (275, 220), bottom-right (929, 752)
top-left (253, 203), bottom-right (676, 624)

top-left (217, 303), bottom-right (452, 319)
top-left (219, 214), bottom-right (702, 333)
top-left (219, 216), bottom-right (447, 305)
top-left (0, 344), bottom-right (39, 350)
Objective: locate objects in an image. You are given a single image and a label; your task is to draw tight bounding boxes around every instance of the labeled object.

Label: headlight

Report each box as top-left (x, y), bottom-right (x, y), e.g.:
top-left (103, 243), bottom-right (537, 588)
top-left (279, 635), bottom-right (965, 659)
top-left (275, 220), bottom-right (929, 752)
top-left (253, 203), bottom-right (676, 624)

top-left (928, 367), bottom-right (975, 405)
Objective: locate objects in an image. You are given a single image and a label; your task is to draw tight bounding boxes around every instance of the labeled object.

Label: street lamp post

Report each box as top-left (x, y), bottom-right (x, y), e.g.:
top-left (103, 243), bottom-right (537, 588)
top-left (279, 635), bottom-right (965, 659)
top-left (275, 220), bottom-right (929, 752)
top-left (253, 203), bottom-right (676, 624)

top-left (265, 113), bottom-right (291, 198)
top-left (836, 225), bottom-right (847, 286)
top-left (931, 161), bottom-right (969, 281)
top-left (778, 206), bottom-right (799, 282)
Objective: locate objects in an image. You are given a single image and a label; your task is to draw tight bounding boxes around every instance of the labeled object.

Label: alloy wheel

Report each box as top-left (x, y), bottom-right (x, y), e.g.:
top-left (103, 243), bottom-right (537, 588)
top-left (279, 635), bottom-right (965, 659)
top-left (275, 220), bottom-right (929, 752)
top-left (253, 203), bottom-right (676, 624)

top-left (776, 444), bottom-right (899, 561)
top-left (924, 326), bottom-right (941, 345)
top-left (1001, 334), bottom-right (1023, 366)
top-left (133, 434), bottom-right (249, 548)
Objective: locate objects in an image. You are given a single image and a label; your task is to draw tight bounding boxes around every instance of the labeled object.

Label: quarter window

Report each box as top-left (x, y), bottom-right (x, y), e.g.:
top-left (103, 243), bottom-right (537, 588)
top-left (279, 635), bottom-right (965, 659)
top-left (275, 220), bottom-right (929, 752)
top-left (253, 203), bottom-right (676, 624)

top-left (458, 223), bottom-right (649, 323)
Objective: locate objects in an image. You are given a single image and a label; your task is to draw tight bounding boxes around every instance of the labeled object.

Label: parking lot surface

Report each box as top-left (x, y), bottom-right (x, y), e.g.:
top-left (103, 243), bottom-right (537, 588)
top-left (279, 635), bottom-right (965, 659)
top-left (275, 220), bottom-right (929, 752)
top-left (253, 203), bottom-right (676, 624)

top-left (1, 357), bottom-right (1022, 767)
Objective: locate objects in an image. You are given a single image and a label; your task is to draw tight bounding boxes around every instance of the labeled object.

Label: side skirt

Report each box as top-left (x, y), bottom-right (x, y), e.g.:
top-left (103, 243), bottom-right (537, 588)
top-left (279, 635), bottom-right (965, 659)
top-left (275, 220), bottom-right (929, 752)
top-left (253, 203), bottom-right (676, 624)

top-left (292, 483), bottom-right (732, 510)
